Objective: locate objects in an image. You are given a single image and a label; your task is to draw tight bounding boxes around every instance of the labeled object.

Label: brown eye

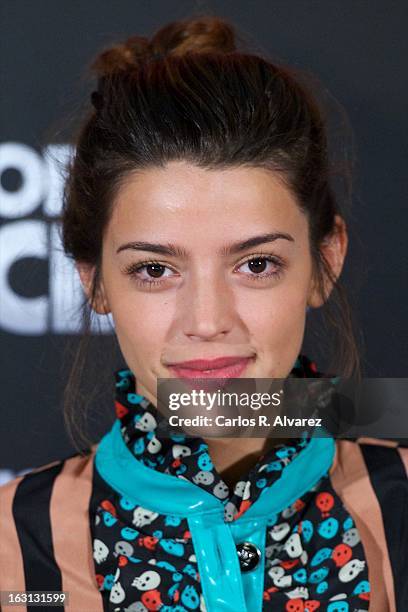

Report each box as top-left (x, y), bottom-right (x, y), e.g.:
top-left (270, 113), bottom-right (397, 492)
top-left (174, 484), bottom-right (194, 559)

top-left (145, 263), bottom-right (165, 278)
top-left (247, 258), bottom-right (267, 274)
top-left (236, 255), bottom-right (284, 281)
top-left (123, 260), bottom-right (177, 286)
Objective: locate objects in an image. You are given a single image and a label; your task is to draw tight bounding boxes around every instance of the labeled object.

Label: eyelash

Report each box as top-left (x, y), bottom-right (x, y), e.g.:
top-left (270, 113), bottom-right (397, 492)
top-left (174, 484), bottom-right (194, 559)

top-left (122, 253), bottom-right (285, 288)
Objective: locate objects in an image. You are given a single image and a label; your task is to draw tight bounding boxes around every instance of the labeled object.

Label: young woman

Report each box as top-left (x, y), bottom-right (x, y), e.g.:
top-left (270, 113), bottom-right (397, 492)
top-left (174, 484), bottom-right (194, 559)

top-left (1, 16), bottom-right (407, 612)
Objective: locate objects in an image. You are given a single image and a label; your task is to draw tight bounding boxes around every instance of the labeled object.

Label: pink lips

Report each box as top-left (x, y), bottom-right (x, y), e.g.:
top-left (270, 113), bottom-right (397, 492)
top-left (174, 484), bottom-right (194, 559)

top-left (167, 356), bottom-right (254, 379)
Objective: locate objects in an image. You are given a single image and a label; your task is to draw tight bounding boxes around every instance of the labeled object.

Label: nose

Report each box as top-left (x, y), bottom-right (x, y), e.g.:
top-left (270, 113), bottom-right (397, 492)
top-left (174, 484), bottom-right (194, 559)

top-left (180, 268), bottom-right (235, 341)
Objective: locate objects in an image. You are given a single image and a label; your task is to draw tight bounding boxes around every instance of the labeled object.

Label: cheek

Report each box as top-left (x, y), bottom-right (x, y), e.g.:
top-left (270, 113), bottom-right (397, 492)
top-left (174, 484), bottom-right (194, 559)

top-left (235, 283), bottom-right (308, 377)
top-left (236, 283), bottom-right (308, 337)
top-left (109, 292), bottom-right (172, 363)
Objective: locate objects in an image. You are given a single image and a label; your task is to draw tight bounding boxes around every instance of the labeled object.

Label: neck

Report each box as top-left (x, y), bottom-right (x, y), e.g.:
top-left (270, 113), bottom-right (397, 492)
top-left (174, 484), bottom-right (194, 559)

top-left (204, 436), bottom-right (290, 490)
top-left (135, 380), bottom-right (292, 487)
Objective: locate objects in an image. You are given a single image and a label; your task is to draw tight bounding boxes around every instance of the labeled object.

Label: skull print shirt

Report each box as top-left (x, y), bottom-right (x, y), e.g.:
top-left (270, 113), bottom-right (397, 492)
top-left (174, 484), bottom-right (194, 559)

top-left (90, 355), bottom-right (373, 611)
top-left (1, 355), bottom-right (407, 611)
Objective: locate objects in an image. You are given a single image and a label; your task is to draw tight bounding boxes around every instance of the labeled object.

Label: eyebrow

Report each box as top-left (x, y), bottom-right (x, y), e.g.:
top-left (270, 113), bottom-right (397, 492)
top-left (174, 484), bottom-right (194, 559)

top-left (116, 232), bottom-right (295, 257)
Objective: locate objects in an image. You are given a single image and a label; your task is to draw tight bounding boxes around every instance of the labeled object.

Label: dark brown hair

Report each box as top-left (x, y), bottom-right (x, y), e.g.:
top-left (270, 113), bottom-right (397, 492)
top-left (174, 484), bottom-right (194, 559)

top-left (59, 16), bottom-right (362, 451)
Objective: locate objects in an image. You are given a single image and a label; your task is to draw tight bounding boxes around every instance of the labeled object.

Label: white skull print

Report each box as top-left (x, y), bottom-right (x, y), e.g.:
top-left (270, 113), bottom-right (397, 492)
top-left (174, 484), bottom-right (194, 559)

top-left (109, 581), bottom-right (126, 604)
top-left (286, 586), bottom-right (309, 600)
top-left (172, 444), bottom-right (192, 459)
top-left (268, 565), bottom-right (292, 588)
top-left (132, 569), bottom-right (161, 591)
top-left (338, 559), bottom-right (366, 582)
top-left (93, 538), bottom-right (109, 564)
top-left (284, 533), bottom-right (303, 558)
top-left (192, 471), bottom-right (214, 485)
top-left (132, 506), bottom-right (159, 527)
top-left (136, 412), bottom-right (157, 432)
top-left (147, 435), bottom-right (162, 454)
top-left (342, 527), bottom-right (361, 547)
top-left (224, 501), bottom-right (238, 521)
top-left (213, 481), bottom-right (229, 499)
top-left (269, 522), bottom-right (290, 541)
top-left (114, 541), bottom-right (134, 557)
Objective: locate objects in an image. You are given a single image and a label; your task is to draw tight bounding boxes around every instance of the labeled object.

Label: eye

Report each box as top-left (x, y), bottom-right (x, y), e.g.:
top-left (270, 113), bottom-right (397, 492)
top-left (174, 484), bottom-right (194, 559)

top-left (122, 260), bottom-right (178, 286)
top-left (235, 254), bottom-right (285, 281)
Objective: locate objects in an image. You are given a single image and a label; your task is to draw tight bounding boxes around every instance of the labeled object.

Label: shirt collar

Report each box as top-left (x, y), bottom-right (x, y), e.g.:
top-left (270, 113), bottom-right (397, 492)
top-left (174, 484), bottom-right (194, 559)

top-left (113, 354), bottom-right (324, 521)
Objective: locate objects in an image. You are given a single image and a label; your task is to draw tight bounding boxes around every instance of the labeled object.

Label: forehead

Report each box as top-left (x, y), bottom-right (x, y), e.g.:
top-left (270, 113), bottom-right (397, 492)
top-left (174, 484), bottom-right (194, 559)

top-left (107, 161), bottom-right (306, 247)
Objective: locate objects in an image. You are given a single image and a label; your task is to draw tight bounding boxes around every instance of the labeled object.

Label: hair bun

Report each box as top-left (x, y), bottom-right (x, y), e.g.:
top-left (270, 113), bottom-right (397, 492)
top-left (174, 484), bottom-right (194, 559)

top-left (91, 35), bottom-right (150, 78)
top-left (149, 16), bottom-right (237, 56)
top-left (91, 16), bottom-right (237, 79)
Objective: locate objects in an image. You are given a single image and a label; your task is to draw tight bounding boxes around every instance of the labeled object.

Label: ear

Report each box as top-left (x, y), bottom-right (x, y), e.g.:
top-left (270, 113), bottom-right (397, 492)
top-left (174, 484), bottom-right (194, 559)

top-left (308, 214), bottom-right (348, 308)
top-left (75, 262), bottom-right (111, 314)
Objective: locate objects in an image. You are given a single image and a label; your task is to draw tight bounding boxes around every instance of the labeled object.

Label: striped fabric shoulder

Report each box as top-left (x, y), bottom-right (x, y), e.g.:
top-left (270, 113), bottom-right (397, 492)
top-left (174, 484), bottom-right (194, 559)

top-left (329, 438), bottom-right (408, 612)
top-left (0, 446), bottom-right (104, 612)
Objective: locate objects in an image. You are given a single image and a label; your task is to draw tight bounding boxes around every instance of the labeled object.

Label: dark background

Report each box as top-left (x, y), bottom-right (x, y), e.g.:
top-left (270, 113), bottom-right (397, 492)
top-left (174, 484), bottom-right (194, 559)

top-left (1, 1), bottom-right (407, 475)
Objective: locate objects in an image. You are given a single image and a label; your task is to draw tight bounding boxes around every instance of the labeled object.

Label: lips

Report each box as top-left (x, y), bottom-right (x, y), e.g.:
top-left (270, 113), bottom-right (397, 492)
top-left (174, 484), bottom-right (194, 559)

top-left (167, 356), bottom-right (254, 379)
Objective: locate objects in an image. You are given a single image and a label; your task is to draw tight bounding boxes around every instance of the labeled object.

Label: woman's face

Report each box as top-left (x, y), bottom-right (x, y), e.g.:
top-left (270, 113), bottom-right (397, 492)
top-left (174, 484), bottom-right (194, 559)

top-left (78, 161), bottom-right (346, 404)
